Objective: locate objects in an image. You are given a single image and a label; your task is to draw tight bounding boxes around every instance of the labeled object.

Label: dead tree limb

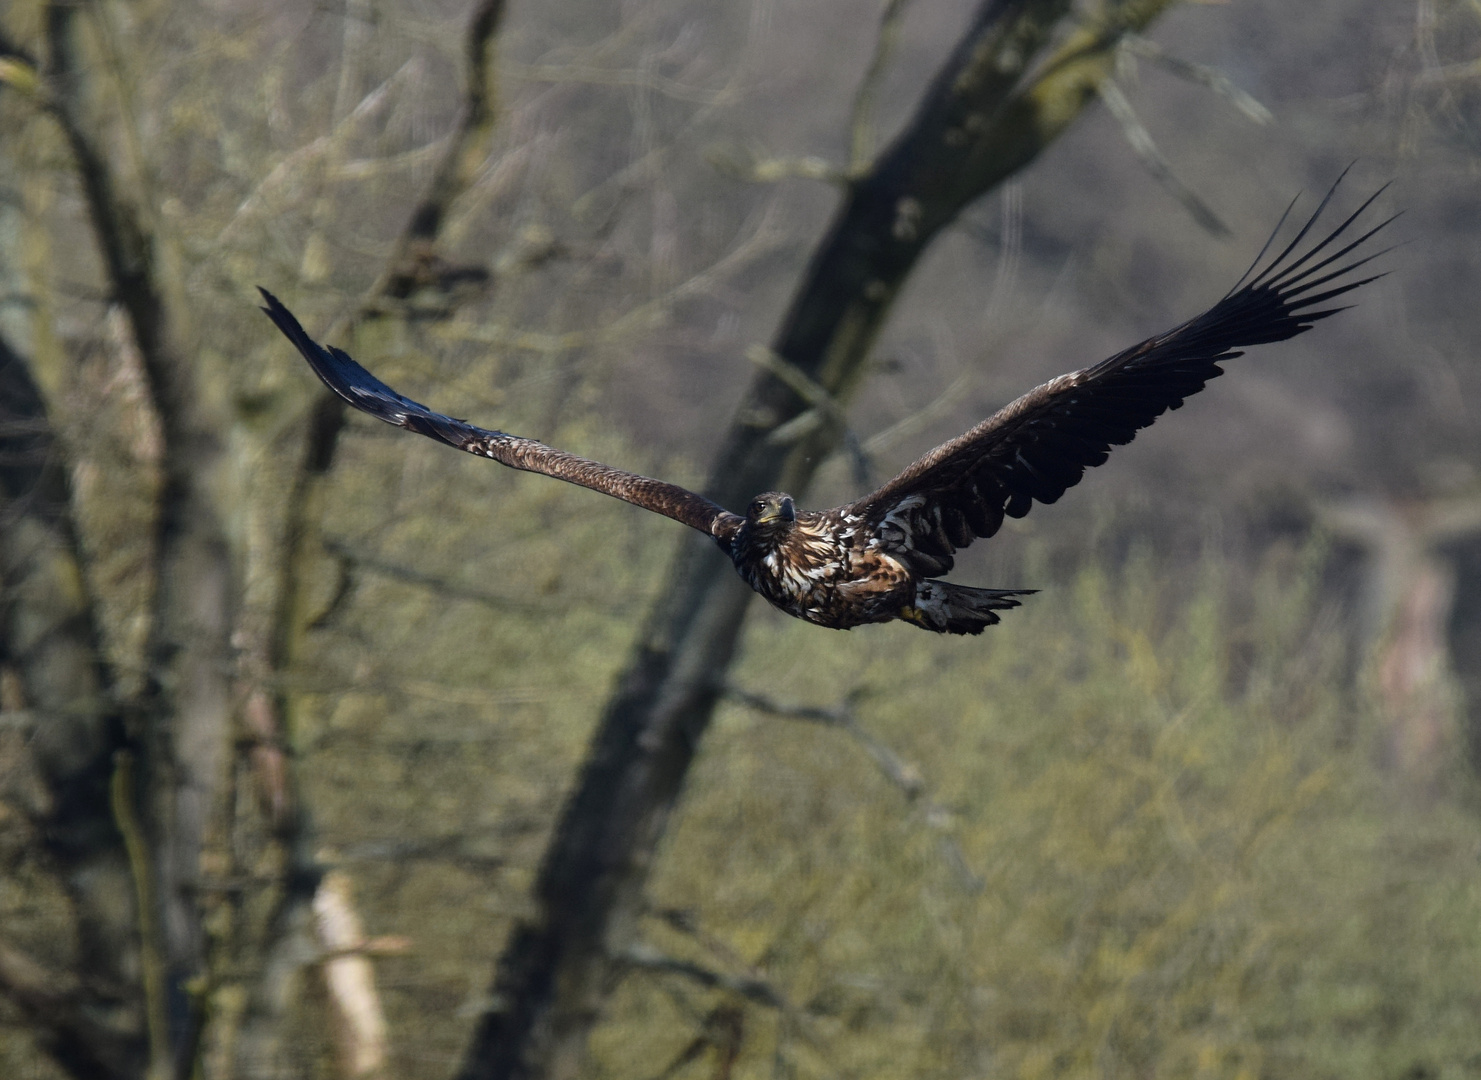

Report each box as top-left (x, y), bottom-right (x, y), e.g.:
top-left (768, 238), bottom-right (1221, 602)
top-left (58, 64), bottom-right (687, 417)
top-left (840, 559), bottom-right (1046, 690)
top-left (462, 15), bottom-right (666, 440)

top-left (457, 2), bottom-right (1180, 1077)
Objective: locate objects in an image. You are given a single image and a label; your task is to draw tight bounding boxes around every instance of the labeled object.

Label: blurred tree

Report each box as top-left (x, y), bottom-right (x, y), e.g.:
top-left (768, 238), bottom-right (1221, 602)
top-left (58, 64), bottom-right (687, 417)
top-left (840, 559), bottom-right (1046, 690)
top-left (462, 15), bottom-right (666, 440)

top-left (1, 1), bottom-right (1475, 1079)
top-left (0, 1), bottom-right (509, 1075)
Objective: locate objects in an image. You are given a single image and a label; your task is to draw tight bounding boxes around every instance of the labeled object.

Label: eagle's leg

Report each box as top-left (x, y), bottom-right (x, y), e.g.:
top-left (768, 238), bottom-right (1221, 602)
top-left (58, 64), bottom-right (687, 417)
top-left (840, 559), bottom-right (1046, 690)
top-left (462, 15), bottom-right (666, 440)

top-left (905, 581), bottom-right (1036, 635)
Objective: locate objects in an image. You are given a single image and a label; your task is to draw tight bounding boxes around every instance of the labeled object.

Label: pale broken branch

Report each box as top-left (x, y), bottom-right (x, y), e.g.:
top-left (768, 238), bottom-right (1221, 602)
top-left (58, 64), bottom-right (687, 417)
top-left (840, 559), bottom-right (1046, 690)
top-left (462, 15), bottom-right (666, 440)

top-left (313, 870), bottom-right (395, 1080)
top-left (243, 7), bottom-right (512, 1075)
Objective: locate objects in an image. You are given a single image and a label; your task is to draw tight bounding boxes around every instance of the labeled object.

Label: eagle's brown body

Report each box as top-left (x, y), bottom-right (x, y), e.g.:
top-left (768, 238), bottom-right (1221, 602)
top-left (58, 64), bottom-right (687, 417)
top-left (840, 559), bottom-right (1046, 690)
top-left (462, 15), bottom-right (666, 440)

top-left (262, 175), bottom-right (1391, 635)
top-left (731, 502), bottom-right (911, 629)
top-left (727, 494), bottom-right (1030, 633)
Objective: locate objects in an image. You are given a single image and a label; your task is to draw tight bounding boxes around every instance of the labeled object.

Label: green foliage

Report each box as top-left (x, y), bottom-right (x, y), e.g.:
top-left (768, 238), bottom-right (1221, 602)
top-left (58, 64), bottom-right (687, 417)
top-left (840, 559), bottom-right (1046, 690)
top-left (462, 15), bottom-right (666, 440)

top-left (276, 447), bottom-right (1481, 1077)
top-left (581, 541), bottom-right (1481, 1080)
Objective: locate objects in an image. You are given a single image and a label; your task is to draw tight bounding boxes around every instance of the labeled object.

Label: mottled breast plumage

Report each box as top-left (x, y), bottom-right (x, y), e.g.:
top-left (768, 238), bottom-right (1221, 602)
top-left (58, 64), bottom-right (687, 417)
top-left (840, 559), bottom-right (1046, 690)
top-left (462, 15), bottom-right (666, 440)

top-left (729, 505), bottom-right (915, 630)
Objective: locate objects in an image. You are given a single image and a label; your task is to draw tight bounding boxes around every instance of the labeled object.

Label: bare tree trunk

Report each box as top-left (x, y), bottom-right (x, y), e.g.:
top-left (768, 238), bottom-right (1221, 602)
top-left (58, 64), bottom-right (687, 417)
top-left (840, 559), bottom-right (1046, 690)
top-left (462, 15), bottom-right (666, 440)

top-left (1322, 493), bottom-right (1481, 793)
top-left (44, 4), bottom-right (237, 1071)
top-left (458, 2), bottom-right (1179, 1077)
top-left (0, 331), bottom-right (145, 1080)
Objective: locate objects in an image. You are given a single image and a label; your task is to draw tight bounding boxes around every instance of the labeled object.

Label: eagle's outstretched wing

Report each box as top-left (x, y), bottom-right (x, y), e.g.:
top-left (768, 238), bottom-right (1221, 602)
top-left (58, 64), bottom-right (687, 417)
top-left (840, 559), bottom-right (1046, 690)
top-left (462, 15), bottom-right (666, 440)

top-left (844, 175), bottom-right (1394, 575)
top-left (259, 289), bottom-right (743, 542)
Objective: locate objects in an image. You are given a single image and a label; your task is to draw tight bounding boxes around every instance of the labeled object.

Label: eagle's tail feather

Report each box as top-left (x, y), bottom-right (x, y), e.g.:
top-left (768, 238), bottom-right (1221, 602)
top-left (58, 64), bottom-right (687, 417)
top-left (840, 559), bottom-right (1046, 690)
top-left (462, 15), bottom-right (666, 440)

top-left (909, 582), bottom-right (1036, 635)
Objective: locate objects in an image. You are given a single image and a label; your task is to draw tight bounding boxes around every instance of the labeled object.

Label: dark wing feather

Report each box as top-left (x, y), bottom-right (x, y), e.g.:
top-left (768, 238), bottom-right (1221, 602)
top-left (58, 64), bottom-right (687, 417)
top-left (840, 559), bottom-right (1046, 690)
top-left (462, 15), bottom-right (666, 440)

top-left (259, 289), bottom-right (742, 543)
top-left (846, 174), bottom-right (1394, 574)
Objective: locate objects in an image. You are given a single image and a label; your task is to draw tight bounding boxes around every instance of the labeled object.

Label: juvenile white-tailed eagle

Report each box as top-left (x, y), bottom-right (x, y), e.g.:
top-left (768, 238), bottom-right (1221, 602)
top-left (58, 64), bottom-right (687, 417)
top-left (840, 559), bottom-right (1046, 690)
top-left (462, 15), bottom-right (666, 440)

top-left (262, 178), bottom-right (1390, 635)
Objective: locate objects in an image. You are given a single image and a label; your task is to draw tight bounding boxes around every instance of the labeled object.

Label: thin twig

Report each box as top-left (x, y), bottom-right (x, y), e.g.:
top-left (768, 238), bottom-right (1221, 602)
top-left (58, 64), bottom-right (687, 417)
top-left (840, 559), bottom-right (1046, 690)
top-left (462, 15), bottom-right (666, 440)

top-left (321, 537), bottom-right (565, 616)
top-left (706, 148), bottom-right (848, 186)
top-left (723, 686), bottom-right (983, 892)
top-left (635, 913), bottom-right (833, 1062)
top-left (746, 344), bottom-right (874, 483)
top-left (110, 751), bottom-right (170, 1080)
top-left (860, 372), bottom-right (972, 457)
top-left (1097, 78), bottom-right (1228, 236)
top-left (623, 944), bottom-right (789, 1010)
top-left (501, 60), bottom-right (737, 105)
top-left (1121, 34), bottom-right (1273, 123)
top-left (847, 0), bottom-right (914, 171)
top-left (724, 686), bottom-right (924, 798)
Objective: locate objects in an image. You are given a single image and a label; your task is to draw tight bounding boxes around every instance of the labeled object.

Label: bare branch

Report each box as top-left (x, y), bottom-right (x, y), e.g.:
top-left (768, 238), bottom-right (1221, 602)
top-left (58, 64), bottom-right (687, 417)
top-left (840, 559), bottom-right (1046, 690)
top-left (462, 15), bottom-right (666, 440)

top-left (108, 752), bottom-right (170, 1080)
top-left (847, 0), bottom-right (915, 171)
top-left (860, 372), bottom-right (972, 457)
top-left (0, 328), bottom-right (143, 1077)
top-left (501, 59), bottom-right (737, 105)
top-left (0, 940), bottom-right (76, 1012)
top-left (1096, 78), bottom-right (1228, 236)
top-left (707, 147), bottom-right (848, 186)
top-left (43, 6), bottom-right (238, 1063)
top-left (0, 938), bottom-right (143, 1080)
top-left (219, 59), bottom-right (427, 247)
top-left (640, 910), bottom-right (832, 1059)
top-left (623, 943), bottom-right (789, 1011)
top-left (321, 537), bottom-right (561, 616)
top-left (723, 686), bottom-right (983, 892)
top-left (247, 10), bottom-right (512, 1067)
top-left (745, 345), bottom-right (874, 484)
top-left (1121, 33), bottom-right (1273, 123)
top-left (723, 686), bottom-right (925, 799)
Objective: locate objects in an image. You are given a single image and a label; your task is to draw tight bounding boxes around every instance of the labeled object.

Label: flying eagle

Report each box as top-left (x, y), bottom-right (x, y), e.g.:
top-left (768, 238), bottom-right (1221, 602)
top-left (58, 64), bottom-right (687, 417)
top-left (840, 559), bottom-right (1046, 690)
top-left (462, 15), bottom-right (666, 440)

top-left (261, 178), bottom-right (1390, 635)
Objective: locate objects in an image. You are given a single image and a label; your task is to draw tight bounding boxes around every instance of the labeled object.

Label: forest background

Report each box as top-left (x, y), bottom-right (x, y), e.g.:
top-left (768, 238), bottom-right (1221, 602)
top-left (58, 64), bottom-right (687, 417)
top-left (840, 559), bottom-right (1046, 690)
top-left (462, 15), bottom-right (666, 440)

top-left (1, 1), bottom-right (1481, 1078)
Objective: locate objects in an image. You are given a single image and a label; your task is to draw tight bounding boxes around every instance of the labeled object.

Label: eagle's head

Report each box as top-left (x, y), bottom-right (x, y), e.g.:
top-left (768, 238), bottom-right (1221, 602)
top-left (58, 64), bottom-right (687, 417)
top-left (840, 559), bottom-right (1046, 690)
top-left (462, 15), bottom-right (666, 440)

top-left (731, 491), bottom-right (801, 584)
top-left (745, 491), bottom-right (796, 530)
top-left (733, 491), bottom-right (797, 560)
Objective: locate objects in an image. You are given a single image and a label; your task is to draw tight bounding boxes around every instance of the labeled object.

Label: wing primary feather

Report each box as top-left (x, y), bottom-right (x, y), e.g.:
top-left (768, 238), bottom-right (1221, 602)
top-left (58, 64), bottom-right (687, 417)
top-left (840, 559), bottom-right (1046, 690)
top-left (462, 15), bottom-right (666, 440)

top-left (258, 288), bottom-right (742, 542)
top-left (1261, 204), bottom-right (1398, 296)
top-left (845, 176), bottom-right (1392, 559)
top-left (1223, 190), bottom-right (1301, 299)
top-left (1242, 164), bottom-right (1360, 293)
top-left (1289, 274), bottom-right (1389, 313)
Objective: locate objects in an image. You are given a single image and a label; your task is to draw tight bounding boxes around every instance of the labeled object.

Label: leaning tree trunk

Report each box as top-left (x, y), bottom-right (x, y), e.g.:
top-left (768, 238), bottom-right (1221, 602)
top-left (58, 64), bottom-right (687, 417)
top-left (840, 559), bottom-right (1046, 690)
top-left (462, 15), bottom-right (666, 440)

top-left (457, 1), bottom-right (1181, 1077)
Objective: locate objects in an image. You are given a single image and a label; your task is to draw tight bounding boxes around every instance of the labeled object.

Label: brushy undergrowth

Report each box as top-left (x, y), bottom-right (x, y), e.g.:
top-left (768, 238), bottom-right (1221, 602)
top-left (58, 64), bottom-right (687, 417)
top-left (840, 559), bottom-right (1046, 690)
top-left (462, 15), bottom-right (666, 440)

top-left (290, 440), bottom-right (1481, 1078)
top-left (12, 398), bottom-right (1477, 1080)
top-left (597, 542), bottom-right (1481, 1080)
